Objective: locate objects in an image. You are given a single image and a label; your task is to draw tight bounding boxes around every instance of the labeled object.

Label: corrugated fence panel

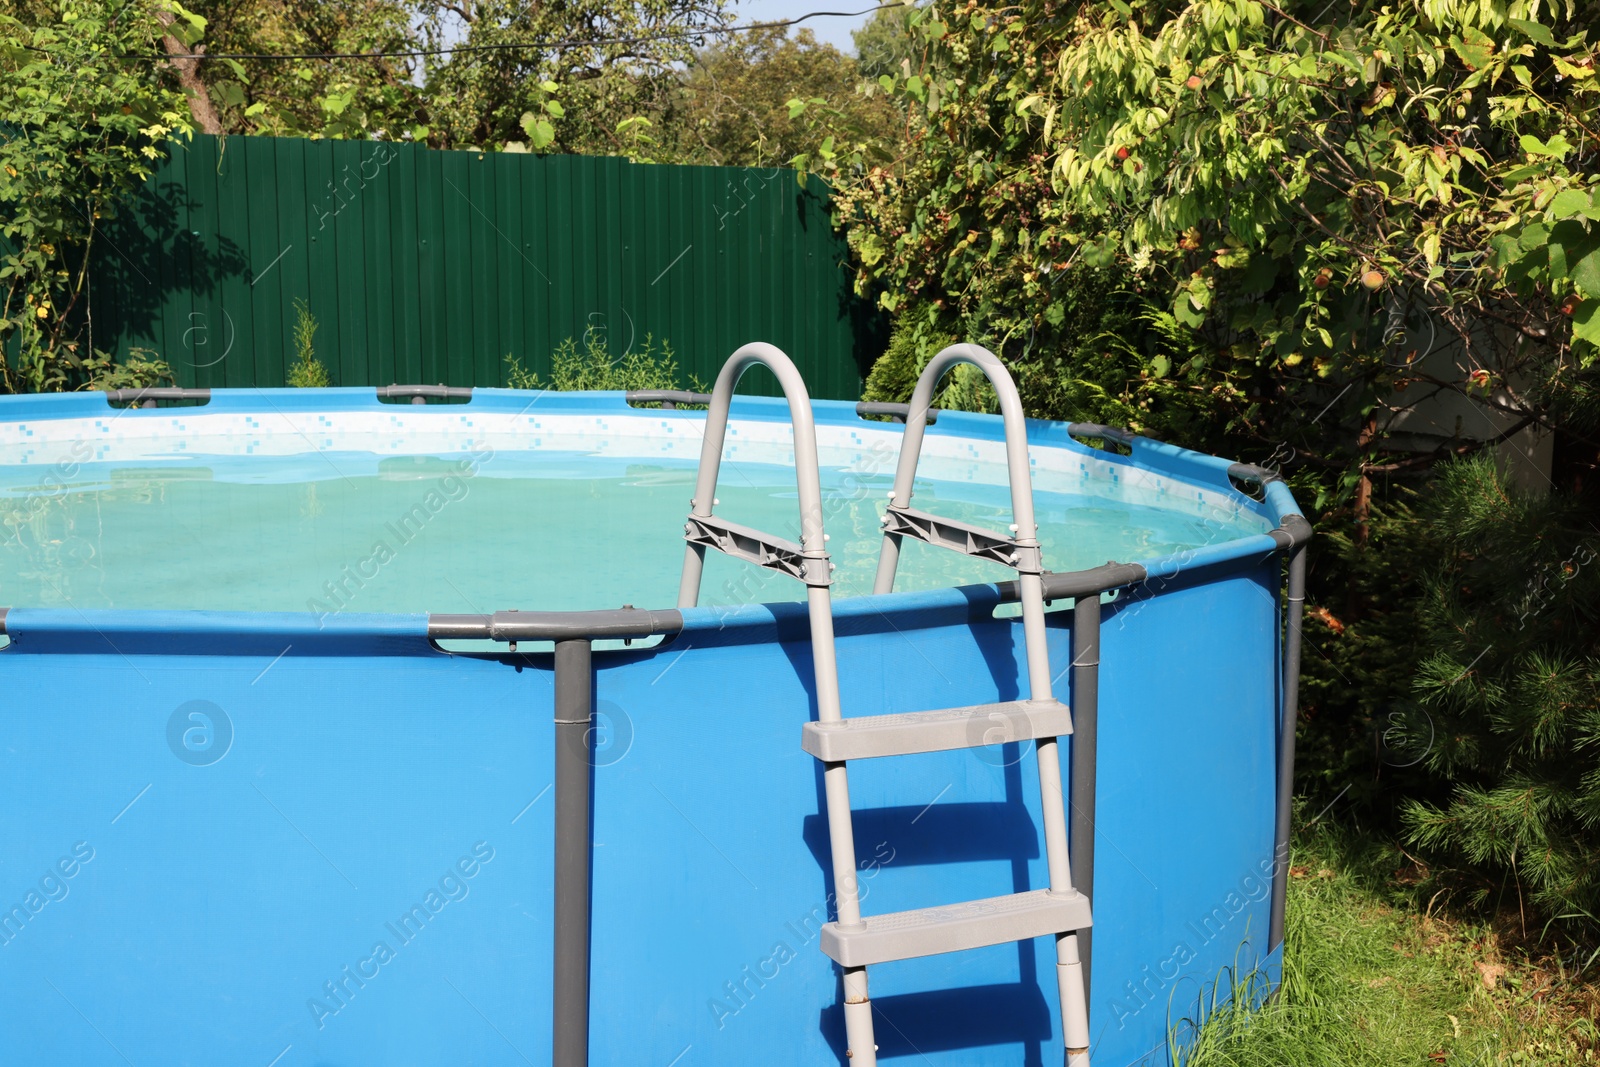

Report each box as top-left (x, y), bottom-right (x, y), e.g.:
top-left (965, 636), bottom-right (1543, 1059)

top-left (83, 135), bottom-right (881, 398)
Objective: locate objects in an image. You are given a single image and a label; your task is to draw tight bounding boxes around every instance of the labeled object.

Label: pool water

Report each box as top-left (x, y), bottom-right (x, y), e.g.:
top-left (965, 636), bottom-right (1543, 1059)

top-left (0, 448), bottom-right (1262, 615)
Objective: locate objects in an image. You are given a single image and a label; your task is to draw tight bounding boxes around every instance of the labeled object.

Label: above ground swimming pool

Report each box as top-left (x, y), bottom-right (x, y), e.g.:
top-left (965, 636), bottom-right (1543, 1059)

top-left (0, 352), bottom-right (1307, 1067)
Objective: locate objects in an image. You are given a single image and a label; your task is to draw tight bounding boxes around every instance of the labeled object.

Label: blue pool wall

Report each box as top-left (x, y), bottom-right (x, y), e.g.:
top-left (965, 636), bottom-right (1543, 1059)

top-left (0, 389), bottom-right (1300, 1066)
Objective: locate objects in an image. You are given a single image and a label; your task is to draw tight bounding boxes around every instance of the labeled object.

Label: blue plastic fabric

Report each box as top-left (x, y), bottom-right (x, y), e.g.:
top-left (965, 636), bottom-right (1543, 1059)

top-left (0, 566), bottom-right (1278, 1067)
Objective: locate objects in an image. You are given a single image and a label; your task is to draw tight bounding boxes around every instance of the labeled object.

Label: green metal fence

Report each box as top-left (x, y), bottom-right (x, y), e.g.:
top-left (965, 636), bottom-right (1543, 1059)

top-left (85, 134), bottom-right (882, 398)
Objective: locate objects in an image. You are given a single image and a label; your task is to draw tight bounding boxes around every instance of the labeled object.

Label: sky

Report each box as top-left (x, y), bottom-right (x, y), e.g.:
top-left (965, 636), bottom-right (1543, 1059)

top-left (734, 0), bottom-right (878, 54)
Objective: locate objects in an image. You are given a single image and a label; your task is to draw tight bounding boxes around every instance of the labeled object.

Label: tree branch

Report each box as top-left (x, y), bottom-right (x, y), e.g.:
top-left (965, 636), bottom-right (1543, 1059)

top-left (154, 9), bottom-right (224, 135)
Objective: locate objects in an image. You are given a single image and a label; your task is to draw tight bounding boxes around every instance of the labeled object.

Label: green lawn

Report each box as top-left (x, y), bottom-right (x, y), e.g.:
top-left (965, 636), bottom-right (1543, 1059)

top-left (1175, 826), bottom-right (1598, 1067)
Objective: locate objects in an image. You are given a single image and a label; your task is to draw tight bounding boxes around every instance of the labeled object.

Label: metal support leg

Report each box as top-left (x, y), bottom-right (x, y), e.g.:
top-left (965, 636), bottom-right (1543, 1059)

top-left (1070, 596), bottom-right (1100, 1009)
top-left (553, 639), bottom-right (593, 1067)
top-left (1269, 545), bottom-right (1307, 950)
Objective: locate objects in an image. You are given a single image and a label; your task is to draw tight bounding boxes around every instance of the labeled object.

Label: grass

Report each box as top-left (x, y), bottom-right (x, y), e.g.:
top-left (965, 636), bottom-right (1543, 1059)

top-left (1174, 822), bottom-right (1599, 1067)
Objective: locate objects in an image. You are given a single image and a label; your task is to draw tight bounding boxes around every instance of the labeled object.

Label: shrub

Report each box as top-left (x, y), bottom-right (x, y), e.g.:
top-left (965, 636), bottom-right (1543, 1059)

top-left (504, 329), bottom-right (702, 394)
top-left (1400, 455), bottom-right (1600, 935)
top-left (286, 299), bottom-right (330, 388)
top-left (0, 0), bottom-right (190, 393)
top-left (77, 347), bottom-right (175, 391)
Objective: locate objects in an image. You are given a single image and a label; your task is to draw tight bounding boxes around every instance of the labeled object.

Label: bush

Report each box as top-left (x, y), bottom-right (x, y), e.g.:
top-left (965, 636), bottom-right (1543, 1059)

top-left (1399, 455), bottom-right (1600, 935)
top-left (76, 347), bottom-right (175, 392)
top-left (286, 299), bottom-right (330, 388)
top-left (0, 0), bottom-right (190, 394)
top-left (504, 329), bottom-right (702, 394)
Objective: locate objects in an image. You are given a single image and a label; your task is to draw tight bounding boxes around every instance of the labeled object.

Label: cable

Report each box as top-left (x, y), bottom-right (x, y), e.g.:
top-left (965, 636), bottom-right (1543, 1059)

top-left (136, 3), bottom-right (907, 63)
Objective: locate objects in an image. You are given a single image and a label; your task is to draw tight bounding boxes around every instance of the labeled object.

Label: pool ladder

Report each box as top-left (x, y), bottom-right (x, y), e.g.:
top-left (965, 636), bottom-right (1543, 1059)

top-left (679, 342), bottom-right (1092, 1067)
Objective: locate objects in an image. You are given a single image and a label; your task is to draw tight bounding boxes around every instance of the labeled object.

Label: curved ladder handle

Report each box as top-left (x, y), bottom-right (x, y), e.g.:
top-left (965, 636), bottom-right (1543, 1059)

top-left (675, 341), bottom-right (842, 722)
top-left (872, 343), bottom-right (1054, 701)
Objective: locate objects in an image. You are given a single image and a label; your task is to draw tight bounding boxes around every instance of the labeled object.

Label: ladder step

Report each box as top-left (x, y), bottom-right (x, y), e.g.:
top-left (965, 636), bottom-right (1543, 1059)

top-left (820, 888), bottom-right (1092, 968)
top-left (883, 505), bottom-right (1040, 572)
top-left (802, 699), bottom-right (1071, 762)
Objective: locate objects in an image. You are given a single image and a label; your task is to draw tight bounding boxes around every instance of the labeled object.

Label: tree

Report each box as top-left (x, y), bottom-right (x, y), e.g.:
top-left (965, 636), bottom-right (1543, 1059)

top-left (806, 0), bottom-right (1600, 938)
top-left (671, 26), bottom-right (899, 167)
top-left (819, 0), bottom-right (1600, 500)
top-left (170, 0), bottom-right (731, 152)
top-left (1403, 454), bottom-right (1600, 937)
top-left (172, 0), bottom-right (419, 140)
top-left (0, 0), bottom-right (192, 392)
top-left (852, 2), bottom-right (920, 81)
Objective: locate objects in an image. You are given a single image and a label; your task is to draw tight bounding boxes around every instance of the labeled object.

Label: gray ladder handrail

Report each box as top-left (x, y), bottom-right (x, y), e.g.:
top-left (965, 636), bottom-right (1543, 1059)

top-left (672, 347), bottom-right (870, 1062)
top-left (868, 343), bottom-right (1092, 1067)
top-left (675, 344), bottom-right (873, 1056)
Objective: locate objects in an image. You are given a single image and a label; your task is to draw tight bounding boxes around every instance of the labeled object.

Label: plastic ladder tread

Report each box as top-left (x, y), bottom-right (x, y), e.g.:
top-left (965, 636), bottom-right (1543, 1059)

top-left (801, 698), bottom-right (1071, 762)
top-left (819, 888), bottom-right (1093, 968)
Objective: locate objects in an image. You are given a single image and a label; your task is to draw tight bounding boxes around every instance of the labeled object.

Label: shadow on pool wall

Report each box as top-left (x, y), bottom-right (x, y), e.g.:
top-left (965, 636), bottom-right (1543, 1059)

top-left (0, 386), bottom-right (1307, 1067)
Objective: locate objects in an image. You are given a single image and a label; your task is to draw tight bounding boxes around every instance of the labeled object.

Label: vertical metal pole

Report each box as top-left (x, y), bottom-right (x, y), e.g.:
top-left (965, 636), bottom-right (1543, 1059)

top-left (1269, 545), bottom-right (1307, 950)
top-left (1070, 594), bottom-right (1100, 1009)
top-left (553, 639), bottom-right (593, 1067)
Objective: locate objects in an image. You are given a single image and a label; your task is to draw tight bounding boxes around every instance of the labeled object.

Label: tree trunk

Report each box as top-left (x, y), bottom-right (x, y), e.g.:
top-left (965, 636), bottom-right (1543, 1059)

top-left (1346, 411), bottom-right (1379, 623)
top-left (155, 10), bottom-right (224, 135)
top-left (1352, 411), bottom-right (1378, 547)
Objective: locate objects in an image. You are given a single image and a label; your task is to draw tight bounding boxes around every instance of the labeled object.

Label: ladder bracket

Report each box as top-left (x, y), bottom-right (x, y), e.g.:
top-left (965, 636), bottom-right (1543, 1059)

top-left (883, 505), bottom-right (1041, 574)
top-left (684, 514), bottom-right (831, 587)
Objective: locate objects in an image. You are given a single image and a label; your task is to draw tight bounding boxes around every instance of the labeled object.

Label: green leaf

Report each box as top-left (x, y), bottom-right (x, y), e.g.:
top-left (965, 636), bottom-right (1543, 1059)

top-left (521, 114), bottom-right (555, 150)
top-left (1553, 55), bottom-right (1596, 80)
top-left (1449, 28), bottom-right (1495, 71)
top-left (1520, 134), bottom-right (1572, 158)
top-left (1572, 299), bottom-right (1600, 347)
top-left (858, 233), bottom-right (886, 266)
top-left (1174, 297), bottom-right (1205, 328)
top-left (1491, 233), bottom-right (1516, 268)
top-left (1506, 18), bottom-right (1556, 47)
top-left (1573, 247), bottom-right (1600, 297)
top-left (1548, 189), bottom-right (1591, 219)
top-left (545, 100), bottom-right (565, 119)
top-left (1548, 237), bottom-right (1568, 281)
top-left (1150, 353), bottom-right (1170, 378)
top-left (1518, 223), bottom-right (1551, 252)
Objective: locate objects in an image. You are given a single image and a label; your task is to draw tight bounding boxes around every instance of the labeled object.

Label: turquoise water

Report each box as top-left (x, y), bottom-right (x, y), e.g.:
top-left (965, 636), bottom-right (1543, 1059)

top-left (0, 451), bottom-right (1262, 614)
